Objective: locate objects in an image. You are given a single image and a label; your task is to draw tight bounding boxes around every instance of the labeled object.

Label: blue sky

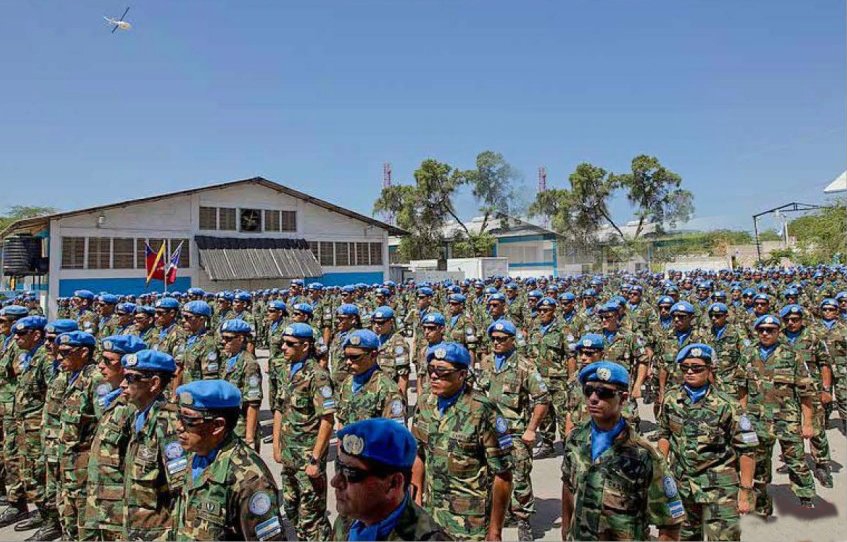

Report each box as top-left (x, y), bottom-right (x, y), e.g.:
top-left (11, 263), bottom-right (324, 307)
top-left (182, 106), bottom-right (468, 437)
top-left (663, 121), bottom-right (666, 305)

top-left (1, 1), bottom-right (844, 232)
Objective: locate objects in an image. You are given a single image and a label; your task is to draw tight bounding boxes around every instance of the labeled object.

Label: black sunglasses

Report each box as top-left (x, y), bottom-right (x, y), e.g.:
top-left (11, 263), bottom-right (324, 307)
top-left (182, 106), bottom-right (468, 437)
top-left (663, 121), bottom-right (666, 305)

top-left (491, 335), bottom-right (513, 343)
top-left (56, 347), bottom-right (80, 359)
top-left (757, 327), bottom-right (779, 334)
top-left (679, 364), bottom-right (709, 374)
top-left (345, 352), bottom-right (371, 362)
top-left (335, 458), bottom-right (377, 484)
top-left (578, 349), bottom-right (599, 356)
top-left (283, 340), bottom-right (304, 347)
top-left (177, 412), bottom-right (217, 428)
top-left (220, 335), bottom-right (241, 343)
top-left (582, 384), bottom-right (620, 400)
top-left (124, 373), bottom-right (154, 384)
top-left (427, 365), bottom-right (460, 379)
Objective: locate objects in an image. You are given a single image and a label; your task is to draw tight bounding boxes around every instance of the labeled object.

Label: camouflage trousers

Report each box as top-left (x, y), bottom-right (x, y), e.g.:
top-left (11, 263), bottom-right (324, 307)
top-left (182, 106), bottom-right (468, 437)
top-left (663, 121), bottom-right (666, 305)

top-left (538, 379), bottom-right (567, 447)
top-left (14, 415), bottom-right (46, 511)
top-left (57, 457), bottom-right (90, 539)
top-left (753, 421), bottom-right (815, 516)
top-left (280, 465), bottom-right (331, 541)
top-left (809, 395), bottom-right (830, 466)
top-left (0, 405), bottom-right (23, 504)
top-left (679, 493), bottom-right (741, 541)
top-left (267, 357), bottom-right (285, 412)
top-left (42, 458), bottom-right (60, 523)
top-left (510, 438), bottom-right (535, 521)
top-left (833, 372), bottom-right (847, 421)
top-left (57, 491), bottom-right (84, 540)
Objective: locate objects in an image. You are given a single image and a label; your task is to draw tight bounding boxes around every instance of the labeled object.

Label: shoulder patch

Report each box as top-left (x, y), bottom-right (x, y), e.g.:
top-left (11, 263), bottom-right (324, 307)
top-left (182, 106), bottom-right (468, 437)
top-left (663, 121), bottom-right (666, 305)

top-left (320, 385), bottom-right (333, 398)
top-left (394, 345), bottom-right (405, 355)
top-left (95, 383), bottom-right (112, 397)
top-left (165, 441), bottom-right (184, 460)
top-left (663, 475), bottom-right (678, 498)
top-left (739, 414), bottom-right (753, 432)
top-left (248, 375), bottom-right (260, 388)
top-left (390, 399), bottom-right (404, 416)
top-left (248, 491), bottom-right (272, 516)
top-left (495, 416), bottom-right (508, 434)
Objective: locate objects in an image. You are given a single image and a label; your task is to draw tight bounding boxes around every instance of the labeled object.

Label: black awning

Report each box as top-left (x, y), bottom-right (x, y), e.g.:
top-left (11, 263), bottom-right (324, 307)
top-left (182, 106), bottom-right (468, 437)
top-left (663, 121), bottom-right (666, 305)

top-left (194, 236), bottom-right (322, 280)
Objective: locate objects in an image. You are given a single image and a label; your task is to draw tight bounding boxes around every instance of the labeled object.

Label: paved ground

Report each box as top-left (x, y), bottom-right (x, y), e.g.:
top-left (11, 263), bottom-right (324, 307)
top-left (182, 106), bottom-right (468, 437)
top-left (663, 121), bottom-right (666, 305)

top-left (0, 349), bottom-right (844, 541)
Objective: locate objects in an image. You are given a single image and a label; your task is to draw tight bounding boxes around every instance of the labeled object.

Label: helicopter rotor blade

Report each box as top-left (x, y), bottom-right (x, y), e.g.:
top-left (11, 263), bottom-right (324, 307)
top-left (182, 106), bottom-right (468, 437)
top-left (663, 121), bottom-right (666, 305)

top-left (119, 6), bottom-right (130, 22)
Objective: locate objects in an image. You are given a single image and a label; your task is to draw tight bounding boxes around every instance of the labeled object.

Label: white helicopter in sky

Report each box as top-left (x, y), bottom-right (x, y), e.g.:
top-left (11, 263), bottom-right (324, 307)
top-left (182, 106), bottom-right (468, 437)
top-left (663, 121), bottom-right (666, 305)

top-left (104, 7), bottom-right (131, 33)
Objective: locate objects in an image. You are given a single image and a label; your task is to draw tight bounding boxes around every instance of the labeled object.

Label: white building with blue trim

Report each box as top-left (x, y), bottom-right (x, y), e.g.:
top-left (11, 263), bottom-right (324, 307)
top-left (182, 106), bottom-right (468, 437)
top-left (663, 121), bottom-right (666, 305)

top-left (1, 177), bottom-right (404, 315)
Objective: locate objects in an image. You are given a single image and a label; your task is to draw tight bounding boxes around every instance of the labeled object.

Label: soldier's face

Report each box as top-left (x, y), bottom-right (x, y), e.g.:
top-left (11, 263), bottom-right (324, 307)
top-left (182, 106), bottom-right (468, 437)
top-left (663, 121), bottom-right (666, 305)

top-left (134, 314), bottom-right (153, 330)
top-left (756, 325), bottom-right (780, 347)
top-left (658, 305), bottom-right (672, 318)
top-left (427, 360), bottom-right (464, 398)
top-left (220, 334), bottom-right (245, 355)
top-left (13, 328), bottom-right (38, 350)
top-left (491, 333), bottom-right (514, 354)
top-left (538, 306), bottom-right (555, 324)
top-left (155, 309), bottom-right (175, 327)
top-left (447, 302), bottom-right (463, 316)
top-left (332, 449), bottom-right (398, 520)
top-left (709, 313), bottom-right (728, 328)
top-left (0, 318), bottom-right (10, 335)
top-left (265, 309), bottom-right (283, 323)
top-left (783, 315), bottom-right (803, 333)
top-left (281, 336), bottom-right (309, 361)
top-left (628, 291), bottom-right (641, 303)
top-left (233, 301), bottom-right (247, 312)
top-left (57, 346), bottom-right (87, 372)
top-left (416, 296), bottom-right (430, 309)
top-left (422, 325), bottom-right (443, 344)
top-left (671, 313), bottom-right (692, 332)
top-left (371, 319), bottom-right (392, 335)
top-left (840, 299), bottom-right (847, 312)
top-left (98, 352), bottom-right (124, 385)
top-left (583, 383), bottom-right (625, 422)
top-left (337, 315), bottom-right (356, 332)
top-left (98, 304), bottom-right (114, 316)
top-left (600, 312), bottom-right (619, 331)
top-left (679, 359), bottom-right (710, 387)
top-left (753, 300), bottom-right (769, 315)
top-left (344, 347), bottom-right (375, 375)
top-left (578, 349), bottom-right (603, 365)
top-left (488, 301), bottom-right (504, 317)
top-left (176, 407), bottom-right (220, 453)
top-left (292, 311), bottom-right (308, 323)
top-left (182, 313), bottom-right (205, 333)
top-left (560, 300), bottom-right (574, 312)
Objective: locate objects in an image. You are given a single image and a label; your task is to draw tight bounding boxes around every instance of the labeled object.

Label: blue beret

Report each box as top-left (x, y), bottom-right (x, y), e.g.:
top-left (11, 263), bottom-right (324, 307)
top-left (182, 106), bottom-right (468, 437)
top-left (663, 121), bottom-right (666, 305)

top-left (55, 331), bottom-right (96, 347)
top-left (99, 294), bottom-right (119, 304)
top-left (754, 314), bottom-right (780, 328)
top-left (375, 287), bottom-right (391, 296)
top-left (117, 303), bottom-right (137, 314)
top-left (670, 301), bottom-right (695, 314)
top-left (155, 298), bottom-right (181, 310)
top-left (575, 333), bottom-right (605, 351)
top-left (73, 290), bottom-right (95, 300)
top-left (448, 293), bottom-right (467, 304)
top-left (384, 280), bottom-right (397, 288)
top-left (820, 298), bottom-right (838, 309)
top-left (711, 291), bottom-right (727, 300)
top-left (122, 349), bottom-right (176, 374)
top-left (783, 287), bottom-right (800, 297)
top-left (102, 335), bottom-right (147, 354)
top-left (417, 287), bottom-right (434, 297)
top-left (292, 303), bottom-right (313, 315)
top-left (267, 300), bottom-right (287, 312)
top-left (136, 305), bottom-right (155, 316)
top-left (836, 291), bottom-right (847, 301)
top-left (291, 279), bottom-right (305, 286)
top-left (657, 296), bottom-right (675, 306)
top-left (220, 319), bottom-right (252, 335)
top-left (527, 289), bottom-right (542, 299)
top-left (537, 297), bottom-right (557, 309)
top-left (234, 292), bottom-right (252, 302)
top-left (342, 329), bottom-right (380, 350)
top-left (708, 302), bottom-right (729, 315)
top-left (559, 292), bottom-right (576, 302)
top-left (426, 342), bottom-right (470, 368)
top-left (582, 288), bottom-right (598, 298)
top-left (484, 287), bottom-right (498, 295)
top-left (307, 282), bottom-right (324, 291)
top-left (675, 343), bottom-right (714, 364)
top-left (422, 312), bottom-right (446, 326)
top-left (337, 419), bottom-right (417, 470)
top-left (176, 380), bottom-right (241, 410)
top-left (664, 286), bottom-right (679, 294)
top-left (341, 285), bottom-right (356, 294)
top-left (578, 361), bottom-right (629, 388)
top-left (779, 304), bottom-right (804, 319)
top-left (488, 293), bottom-right (506, 302)
top-left (630, 285), bottom-right (643, 293)
top-left (597, 302), bottom-right (620, 314)
top-left (742, 288), bottom-right (756, 296)
top-left (0, 305), bottom-right (28, 318)
top-left (45, 319), bottom-right (78, 335)
top-left (753, 293), bottom-right (769, 302)
top-left (283, 322), bottom-right (314, 339)
top-left (187, 287), bottom-right (206, 296)
top-left (336, 304), bottom-right (360, 317)
top-left (487, 319), bottom-right (516, 336)
top-left (505, 283), bottom-right (518, 291)
top-left (183, 300), bottom-right (212, 317)
top-left (13, 316), bottom-right (47, 332)
top-left (371, 306), bottom-right (394, 320)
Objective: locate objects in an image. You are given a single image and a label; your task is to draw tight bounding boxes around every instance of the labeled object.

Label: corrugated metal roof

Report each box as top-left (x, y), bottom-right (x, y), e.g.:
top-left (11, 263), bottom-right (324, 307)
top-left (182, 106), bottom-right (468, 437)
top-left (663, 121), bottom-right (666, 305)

top-left (195, 236), bottom-right (322, 280)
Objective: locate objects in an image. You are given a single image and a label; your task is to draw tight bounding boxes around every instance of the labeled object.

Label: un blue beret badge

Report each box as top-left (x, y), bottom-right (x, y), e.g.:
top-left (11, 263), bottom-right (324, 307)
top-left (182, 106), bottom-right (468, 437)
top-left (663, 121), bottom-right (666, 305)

top-left (15, 322), bottom-right (24, 331)
top-left (434, 347), bottom-right (447, 360)
top-left (103, 340), bottom-right (113, 351)
top-left (567, 335), bottom-right (575, 342)
top-left (375, 310), bottom-right (385, 319)
top-left (495, 416), bottom-right (508, 434)
top-left (60, 335), bottom-right (70, 344)
top-left (597, 367), bottom-right (611, 381)
top-left (691, 347), bottom-right (702, 358)
top-left (663, 475), bottom-right (677, 498)
top-left (284, 326), bottom-right (295, 335)
top-left (583, 339), bottom-right (591, 347)
top-left (179, 392), bottom-right (194, 405)
top-left (248, 491), bottom-right (272, 516)
top-left (494, 323), bottom-right (504, 331)
top-left (739, 414), bottom-right (752, 432)
top-left (349, 335), bottom-right (361, 346)
top-left (791, 307), bottom-right (800, 313)
top-left (46, 325), bottom-right (55, 333)
top-left (96, 383), bottom-right (112, 397)
top-left (125, 354), bottom-right (138, 367)
top-left (320, 386), bottom-right (332, 398)
top-left (342, 434), bottom-right (365, 456)
top-left (165, 442), bottom-right (184, 460)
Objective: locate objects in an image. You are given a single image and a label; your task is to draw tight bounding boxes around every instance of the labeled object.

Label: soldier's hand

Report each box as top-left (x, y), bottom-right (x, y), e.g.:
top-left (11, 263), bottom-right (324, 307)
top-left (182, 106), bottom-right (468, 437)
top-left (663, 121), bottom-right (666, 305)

top-left (631, 387), bottom-right (642, 399)
top-left (821, 391), bottom-right (833, 405)
top-left (273, 446), bottom-right (282, 464)
top-left (485, 529), bottom-right (502, 541)
top-left (801, 424), bottom-right (814, 439)
top-left (305, 463), bottom-right (321, 478)
top-left (737, 489), bottom-right (753, 515)
top-left (521, 428), bottom-right (536, 446)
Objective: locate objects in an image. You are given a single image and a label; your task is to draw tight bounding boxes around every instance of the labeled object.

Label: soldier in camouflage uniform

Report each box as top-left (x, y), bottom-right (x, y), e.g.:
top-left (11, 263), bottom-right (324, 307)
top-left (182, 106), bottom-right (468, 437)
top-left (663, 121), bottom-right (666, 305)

top-left (82, 335), bottom-right (145, 541)
top-left (272, 323), bottom-right (334, 541)
top-left (7, 317), bottom-right (54, 535)
top-left (656, 302), bottom-right (707, 411)
top-left (528, 297), bottom-right (573, 459)
top-left (55, 331), bottom-right (104, 539)
top-left (700, 303), bottom-right (746, 401)
top-left (121, 349), bottom-right (183, 540)
top-left (411, 311), bottom-right (447, 399)
top-left (173, 301), bottom-right (220, 386)
top-left (96, 295), bottom-right (121, 339)
top-left (334, 329), bottom-right (406, 426)
top-left (173, 380), bottom-right (285, 541)
top-left (218, 319), bottom-right (262, 450)
top-left (133, 306), bottom-right (158, 344)
top-left (444, 294), bottom-right (479, 358)
top-left (563, 334), bottom-right (605, 436)
top-left (780, 304), bottom-right (834, 488)
top-left (264, 299), bottom-right (290, 428)
top-left (0, 306), bottom-right (29, 525)
top-left (73, 290), bottom-right (100, 336)
top-left (112, 303), bottom-right (137, 336)
top-left (475, 320), bottom-right (549, 541)
top-left (331, 419), bottom-right (450, 541)
top-left (327, 303), bottom-right (360, 388)
top-left (505, 283), bottom-right (527, 333)
top-left (411, 342), bottom-right (513, 541)
top-left (819, 298), bottom-right (847, 434)
top-left (657, 344), bottom-right (757, 541)
top-left (372, 306), bottom-right (411, 398)
top-left (738, 314), bottom-right (817, 514)
top-left (596, 303), bottom-right (648, 430)
top-left (211, 292), bottom-right (234, 331)
top-left (561, 361), bottom-right (685, 541)
top-left (149, 297), bottom-right (185, 355)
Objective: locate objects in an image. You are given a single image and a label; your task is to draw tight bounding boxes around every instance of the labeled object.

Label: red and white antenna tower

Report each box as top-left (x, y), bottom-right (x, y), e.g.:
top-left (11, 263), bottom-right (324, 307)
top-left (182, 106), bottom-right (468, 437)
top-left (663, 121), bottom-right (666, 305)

top-left (538, 166), bottom-right (548, 227)
top-left (383, 162), bottom-right (394, 225)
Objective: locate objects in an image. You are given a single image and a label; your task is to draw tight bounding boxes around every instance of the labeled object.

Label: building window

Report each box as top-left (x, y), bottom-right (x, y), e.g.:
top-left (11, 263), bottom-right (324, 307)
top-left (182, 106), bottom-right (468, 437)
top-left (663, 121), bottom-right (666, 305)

top-left (170, 238), bottom-right (191, 268)
top-left (219, 208), bottom-right (236, 230)
top-left (265, 210), bottom-right (281, 232)
top-left (88, 237), bottom-right (111, 269)
top-left (199, 206), bottom-right (217, 230)
top-left (355, 243), bottom-right (370, 266)
top-left (280, 211), bottom-right (297, 232)
top-left (370, 242), bottom-right (383, 265)
top-left (308, 241), bottom-right (319, 261)
top-left (319, 242), bottom-right (334, 266)
top-left (334, 242), bottom-right (350, 266)
top-left (542, 248), bottom-right (554, 263)
top-left (113, 238), bottom-right (135, 269)
top-left (240, 209), bottom-right (262, 232)
top-left (61, 237), bottom-right (85, 269)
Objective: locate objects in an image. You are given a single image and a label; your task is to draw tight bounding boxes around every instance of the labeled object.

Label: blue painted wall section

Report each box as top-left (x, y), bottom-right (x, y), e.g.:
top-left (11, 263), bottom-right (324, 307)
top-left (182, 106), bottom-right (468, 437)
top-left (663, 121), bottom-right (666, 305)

top-left (315, 271), bottom-right (384, 286)
top-left (497, 233), bottom-right (556, 244)
top-left (59, 277), bottom-right (192, 296)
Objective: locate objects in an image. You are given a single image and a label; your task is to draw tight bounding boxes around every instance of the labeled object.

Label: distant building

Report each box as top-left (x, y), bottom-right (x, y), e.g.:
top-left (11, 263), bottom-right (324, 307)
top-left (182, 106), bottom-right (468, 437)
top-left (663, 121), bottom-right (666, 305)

top-left (1, 177), bottom-right (404, 315)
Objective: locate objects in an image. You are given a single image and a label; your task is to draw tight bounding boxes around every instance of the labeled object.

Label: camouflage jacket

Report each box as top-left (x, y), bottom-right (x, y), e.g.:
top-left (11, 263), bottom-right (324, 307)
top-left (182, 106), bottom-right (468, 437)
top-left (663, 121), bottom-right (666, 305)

top-left (265, 318), bottom-right (287, 360)
top-left (818, 320), bottom-right (847, 378)
top-left (58, 363), bottom-right (105, 496)
top-left (148, 323), bottom-right (186, 356)
top-left (561, 421), bottom-right (686, 541)
top-left (97, 315), bottom-right (121, 339)
top-left (602, 330), bottom-right (649, 385)
top-left (12, 342), bottom-right (51, 418)
top-left (174, 435), bottom-right (285, 541)
top-left (41, 364), bottom-right (67, 462)
top-left (84, 392), bottom-right (134, 533)
top-left (376, 332), bottom-right (411, 382)
top-left (527, 319), bottom-right (570, 380)
top-left (699, 324), bottom-right (747, 397)
top-left (654, 327), bottom-right (708, 385)
top-left (738, 341), bottom-right (815, 429)
top-left (331, 497), bottom-right (452, 541)
top-left (506, 297), bottom-right (527, 331)
top-left (475, 350), bottom-right (550, 434)
top-left (173, 330), bottom-right (221, 385)
top-left (77, 308), bottom-right (99, 336)
top-left (657, 386), bottom-right (758, 503)
top-left (444, 313), bottom-right (478, 351)
top-left (275, 357), bottom-right (336, 468)
top-left (220, 350), bottom-right (262, 441)
top-left (626, 302), bottom-right (659, 347)
top-left (0, 338), bottom-right (19, 404)
top-left (411, 385), bottom-right (513, 541)
top-left (123, 397), bottom-right (185, 540)
top-left (783, 326), bottom-right (832, 386)
top-left (335, 366), bottom-right (406, 427)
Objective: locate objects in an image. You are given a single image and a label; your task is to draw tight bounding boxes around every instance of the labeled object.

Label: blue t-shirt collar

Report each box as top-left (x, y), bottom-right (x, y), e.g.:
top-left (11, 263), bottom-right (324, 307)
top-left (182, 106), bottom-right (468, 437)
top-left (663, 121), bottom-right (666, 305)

top-left (349, 495), bottom-right (408, 541)
top-left (437, 385), bottom-right (464, 416)
top-left (590, 417), bottom-right (627, 462)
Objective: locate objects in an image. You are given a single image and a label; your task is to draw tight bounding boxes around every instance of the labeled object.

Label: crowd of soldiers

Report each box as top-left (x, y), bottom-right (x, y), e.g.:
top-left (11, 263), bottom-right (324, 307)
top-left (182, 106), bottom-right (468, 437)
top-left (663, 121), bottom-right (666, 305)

top-left (0, 265), bottom-right (844, 541)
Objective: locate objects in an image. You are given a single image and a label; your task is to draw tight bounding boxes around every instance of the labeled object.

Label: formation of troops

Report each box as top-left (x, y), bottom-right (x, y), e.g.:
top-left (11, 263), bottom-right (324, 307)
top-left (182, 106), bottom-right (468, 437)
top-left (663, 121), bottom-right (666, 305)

top-left (0, 265), bottom-right (844, 541)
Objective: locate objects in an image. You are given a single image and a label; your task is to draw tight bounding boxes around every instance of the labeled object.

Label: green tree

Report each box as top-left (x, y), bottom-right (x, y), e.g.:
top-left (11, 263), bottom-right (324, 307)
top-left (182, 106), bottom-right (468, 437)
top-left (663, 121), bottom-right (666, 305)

top-left (787, 203), bottom-right (847, 264)
top-left (0, 205), bottom-right (58, 231)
